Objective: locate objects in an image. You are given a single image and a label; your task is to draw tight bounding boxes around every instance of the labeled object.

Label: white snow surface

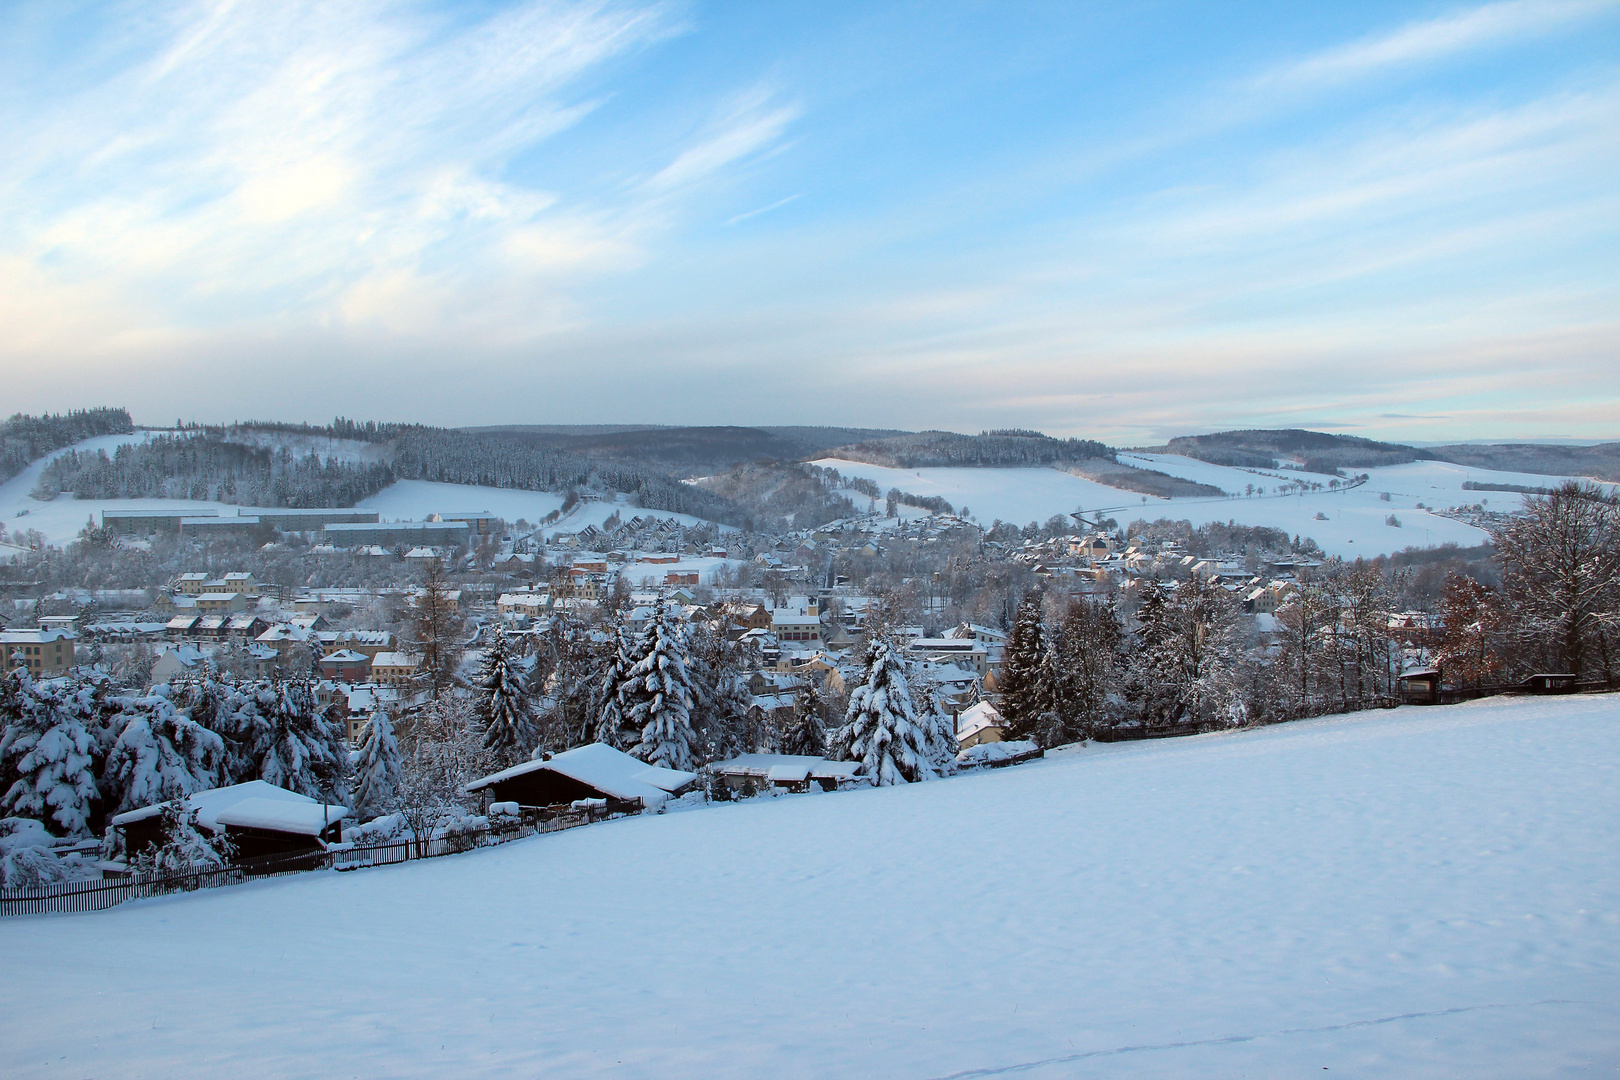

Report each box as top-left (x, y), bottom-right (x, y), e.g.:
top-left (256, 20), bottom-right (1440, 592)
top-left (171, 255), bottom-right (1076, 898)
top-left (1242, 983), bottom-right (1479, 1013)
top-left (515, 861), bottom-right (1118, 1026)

top-left (815, 454), bottom-right (1618, 557)
top-left (466, 743), bottom-right (696, 806)
top-left (212, 798), bottom-right (347, 837)
top-left (358, 482), bottom-right (726, 533)
top-left (813, 458), bottom-right (1158, 525)
top-left (6, 696), bottom-right (1620, 1078)
top-left (0, 436), bottom-right (730, 547)
top-left (108, 779), bottom-right (319, 831)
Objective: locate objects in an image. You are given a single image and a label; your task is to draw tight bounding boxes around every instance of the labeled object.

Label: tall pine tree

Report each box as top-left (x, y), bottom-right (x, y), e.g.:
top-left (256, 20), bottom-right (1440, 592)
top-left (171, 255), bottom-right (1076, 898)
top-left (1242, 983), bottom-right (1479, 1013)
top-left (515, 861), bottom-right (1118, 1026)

top-left (477, 630), bottom-right (537, 766)
top-left (352, 709), bottom-right (403, 820)
top-left (258, 680), bottom-right (348, 801)
top-left (0, 672), bottom-right (101, 836)
top-left (623, 602), bottom-right (699, 772)
top-left (832, 638), bottom-right (936, 785)
top-left (999, 591), bottom-right (1056, 741)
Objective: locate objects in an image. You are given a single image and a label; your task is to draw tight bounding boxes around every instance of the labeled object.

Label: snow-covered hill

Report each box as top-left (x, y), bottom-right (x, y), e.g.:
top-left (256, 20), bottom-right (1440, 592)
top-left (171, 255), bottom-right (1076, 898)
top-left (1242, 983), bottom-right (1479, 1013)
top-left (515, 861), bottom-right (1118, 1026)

top-left (813, 454), bottom-right (1616, 556)
top-left (0, 437), bottom-right (731, 546)
top-left (5, 695), bottom-right (1617, 1079)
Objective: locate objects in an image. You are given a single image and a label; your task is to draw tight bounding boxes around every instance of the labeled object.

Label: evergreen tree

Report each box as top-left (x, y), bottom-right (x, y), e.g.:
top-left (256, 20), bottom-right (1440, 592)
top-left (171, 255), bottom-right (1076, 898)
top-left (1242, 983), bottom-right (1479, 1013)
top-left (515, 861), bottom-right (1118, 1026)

top-left (0, 672), bottom-right (101, 836)
top-left (591, 617), bottom-right (638, 749)
top-left (258, 680), bottom-right (349, 802)
top-left (351, 709), bottom-right (403, 819)
top-left (688, 624), bottom-right (760, 763)
top-left (102, 693), bottom-right (227, 814)
top-left (623, 602), bottom-right (699, 772)
top-left (477, 629), bottom-right (537, 766)
top-left (779, 680), bottom-right (828, 757)
top-left (999, 591), bottom-right (1056, 741)
top-left (831, 638), bottom-right (936, 785)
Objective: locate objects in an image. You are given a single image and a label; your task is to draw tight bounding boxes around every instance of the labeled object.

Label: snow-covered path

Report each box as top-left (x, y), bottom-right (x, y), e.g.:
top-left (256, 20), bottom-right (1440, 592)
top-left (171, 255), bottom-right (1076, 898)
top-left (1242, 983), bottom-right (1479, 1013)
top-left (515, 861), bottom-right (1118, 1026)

top-left (4, 696), bottom-right (1619, 1078)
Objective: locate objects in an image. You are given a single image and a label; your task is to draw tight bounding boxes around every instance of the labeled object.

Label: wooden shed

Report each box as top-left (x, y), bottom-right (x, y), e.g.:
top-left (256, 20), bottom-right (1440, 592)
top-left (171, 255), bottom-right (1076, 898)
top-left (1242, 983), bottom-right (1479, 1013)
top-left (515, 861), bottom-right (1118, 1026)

top-left (465, 743), bottom-right (698, 812)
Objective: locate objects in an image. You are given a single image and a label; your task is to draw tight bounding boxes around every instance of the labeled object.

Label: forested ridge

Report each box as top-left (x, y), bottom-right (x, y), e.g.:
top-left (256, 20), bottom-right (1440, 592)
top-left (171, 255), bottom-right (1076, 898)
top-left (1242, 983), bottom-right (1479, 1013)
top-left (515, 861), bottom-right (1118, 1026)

top-left (826, 430), bottom-right (1114, 469)
top-left (0, 408), bottom-right (133, 485)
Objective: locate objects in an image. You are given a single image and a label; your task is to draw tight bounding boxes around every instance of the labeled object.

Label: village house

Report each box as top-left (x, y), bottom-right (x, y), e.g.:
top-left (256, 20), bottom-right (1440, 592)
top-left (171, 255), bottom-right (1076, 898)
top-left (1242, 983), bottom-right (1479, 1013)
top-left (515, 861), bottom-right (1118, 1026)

top-left (1, 628), bottom-right (77, 676)
top-left (318, 649), bottom-right (373, 682)
top-left (371, 651), bottom-right (423, 685)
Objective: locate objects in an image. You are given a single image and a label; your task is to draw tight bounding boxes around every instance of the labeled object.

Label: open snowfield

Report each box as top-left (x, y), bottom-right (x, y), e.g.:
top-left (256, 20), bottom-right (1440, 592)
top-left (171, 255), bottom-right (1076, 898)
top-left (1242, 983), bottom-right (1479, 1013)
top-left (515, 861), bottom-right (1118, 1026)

top-left (812, 458), bottom-right (1168, 524)
top-left (0, 438), bottom-right (728, 546)
top-left (359, 483), bottom-right (729, 534)
top-left (5, 695), bottom-right (1618, 1079)
top-left (817, 454), bottom-right (1620, 557)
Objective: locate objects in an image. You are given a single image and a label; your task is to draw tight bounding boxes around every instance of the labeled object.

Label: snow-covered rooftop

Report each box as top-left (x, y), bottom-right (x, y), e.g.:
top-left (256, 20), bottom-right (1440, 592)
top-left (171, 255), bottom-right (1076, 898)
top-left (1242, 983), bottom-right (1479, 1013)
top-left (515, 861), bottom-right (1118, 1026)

top-left (465, 743), bottom-right (697, 806)
top-left (111, 780), bottom-right (323, 832)
top-left (214, 798), bottom-right (348, 837)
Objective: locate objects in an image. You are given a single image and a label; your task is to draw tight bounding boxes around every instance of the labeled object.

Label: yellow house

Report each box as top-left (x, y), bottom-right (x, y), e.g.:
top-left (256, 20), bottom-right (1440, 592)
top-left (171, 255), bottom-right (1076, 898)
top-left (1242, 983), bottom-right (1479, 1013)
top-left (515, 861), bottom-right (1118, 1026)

top-left (1, 629), bottom-right (77, 676)
top-left (195, 592), bottom-right (248, 614)
top-left (371, 651), bottom-right (423, 685)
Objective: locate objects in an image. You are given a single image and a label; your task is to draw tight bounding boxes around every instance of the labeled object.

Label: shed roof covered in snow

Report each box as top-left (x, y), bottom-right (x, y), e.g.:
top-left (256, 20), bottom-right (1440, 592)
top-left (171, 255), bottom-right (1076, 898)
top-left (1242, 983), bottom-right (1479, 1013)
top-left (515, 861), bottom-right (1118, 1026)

top-left (465, 743), bottom-right (697, 807)
top-left (110, 780), bottom-right (333, 832)
top-left (214, 798), bottom-right (347, 837)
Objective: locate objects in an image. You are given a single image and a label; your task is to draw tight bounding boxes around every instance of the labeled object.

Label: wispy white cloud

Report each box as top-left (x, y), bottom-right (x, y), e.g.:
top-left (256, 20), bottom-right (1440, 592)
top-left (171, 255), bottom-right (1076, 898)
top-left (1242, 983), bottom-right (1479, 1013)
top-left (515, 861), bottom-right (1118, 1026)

top-left (1255, 0), bottom-right (1619, 90)
top-left (642, 86), bottom-right (800, 192)
top-left (0, 0), bottom-right (757, 357)
top-left (724, 193), bottom-right (802, 226)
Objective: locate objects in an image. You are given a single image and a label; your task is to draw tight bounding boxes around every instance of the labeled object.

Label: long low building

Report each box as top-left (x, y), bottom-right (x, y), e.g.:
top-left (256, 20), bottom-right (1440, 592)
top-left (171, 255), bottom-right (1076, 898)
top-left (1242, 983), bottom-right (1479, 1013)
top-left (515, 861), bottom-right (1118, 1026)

top-left (322, 521), bottom-right (471, 547)
top-left (104, 507), bottom-right (380, 535)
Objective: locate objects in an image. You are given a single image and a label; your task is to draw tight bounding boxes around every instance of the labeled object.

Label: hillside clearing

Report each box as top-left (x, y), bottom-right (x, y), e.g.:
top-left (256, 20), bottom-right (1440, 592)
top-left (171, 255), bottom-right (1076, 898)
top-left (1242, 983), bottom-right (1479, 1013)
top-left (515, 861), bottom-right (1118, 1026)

top-left (3, 695), bottom-right (1617, 1078)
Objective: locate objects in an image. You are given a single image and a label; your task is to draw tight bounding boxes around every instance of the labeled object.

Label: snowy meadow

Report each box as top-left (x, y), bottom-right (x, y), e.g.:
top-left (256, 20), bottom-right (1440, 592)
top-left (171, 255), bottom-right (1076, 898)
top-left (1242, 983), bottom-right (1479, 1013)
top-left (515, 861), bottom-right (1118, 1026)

top-left (4, 694), bottom-right (1618, 1079)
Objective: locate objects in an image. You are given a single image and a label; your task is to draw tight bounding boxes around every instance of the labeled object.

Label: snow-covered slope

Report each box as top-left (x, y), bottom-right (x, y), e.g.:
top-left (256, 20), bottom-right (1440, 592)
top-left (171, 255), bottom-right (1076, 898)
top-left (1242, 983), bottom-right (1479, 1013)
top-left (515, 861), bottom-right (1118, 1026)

top-left (5, 695), bottom-right (1618, 1079)
top-left (0, 437), bottom-right (729, 546)
top-left (358, 482), bottom-right (729, 533)
top-left (815, 454), bottom-right (1616, 556)
top-left (811, 458), bottom-right (1168, 523)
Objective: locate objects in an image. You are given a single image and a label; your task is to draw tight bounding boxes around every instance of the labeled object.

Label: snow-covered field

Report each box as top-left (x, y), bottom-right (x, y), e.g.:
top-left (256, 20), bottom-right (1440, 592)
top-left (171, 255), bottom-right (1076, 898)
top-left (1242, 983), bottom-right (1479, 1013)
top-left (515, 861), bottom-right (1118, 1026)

top-left (361, 483), bottom-right (725, 534)
top-left (0, 439), bottom-right (728, 546)
top-left (811, 458), bottom-right (1168, 523)
top-left (5, 695), bottom-right (1618, 1079)
top-left (815, 454), bottom-right (1617, 557)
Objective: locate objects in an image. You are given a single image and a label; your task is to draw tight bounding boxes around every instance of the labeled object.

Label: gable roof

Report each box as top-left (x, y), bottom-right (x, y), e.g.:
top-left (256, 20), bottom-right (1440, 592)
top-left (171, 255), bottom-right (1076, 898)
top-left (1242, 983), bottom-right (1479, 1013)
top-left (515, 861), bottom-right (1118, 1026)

top-left (110, 779), bottom-right (339, 832)
top-left (465, 743), bottom-right (697, 806)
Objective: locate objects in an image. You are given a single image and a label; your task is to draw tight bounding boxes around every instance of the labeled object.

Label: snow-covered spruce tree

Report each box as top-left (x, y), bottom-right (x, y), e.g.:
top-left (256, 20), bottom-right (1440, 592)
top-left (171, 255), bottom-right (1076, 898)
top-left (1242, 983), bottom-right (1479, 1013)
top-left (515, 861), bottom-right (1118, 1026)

top-left (999, 590), bottom-right (1057, 742)
top-left (201, 679), bottom-right (272, 784)
top-left (258, 680), bottom-right (349, 802)
top-left (688, 624), bottom-right (760, 763)
top-left (0, 672), bottom-right (100, 836)
top-left (591, 617), bottom-right (638, 750)
top-left (351, 709), bottom-right (403, 820)
top-left (102, 692), bottom-right (227, 814)
top-left (128, 802), bottom-right (236, 877)
top-left (623, 602), bottom-right (699, 772)
top-left (831, 638), bottom-right (937, 785)
top-left (476, 629), bottom-right (537, 766)
top-left (779, 680), bottom-right (828, 758)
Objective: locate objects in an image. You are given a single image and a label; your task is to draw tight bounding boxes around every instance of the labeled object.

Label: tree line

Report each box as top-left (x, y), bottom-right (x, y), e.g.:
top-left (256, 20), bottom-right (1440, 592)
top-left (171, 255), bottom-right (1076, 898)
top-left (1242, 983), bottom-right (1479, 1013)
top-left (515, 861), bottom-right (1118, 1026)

top-left (0, 408), bottom-right (134, 485)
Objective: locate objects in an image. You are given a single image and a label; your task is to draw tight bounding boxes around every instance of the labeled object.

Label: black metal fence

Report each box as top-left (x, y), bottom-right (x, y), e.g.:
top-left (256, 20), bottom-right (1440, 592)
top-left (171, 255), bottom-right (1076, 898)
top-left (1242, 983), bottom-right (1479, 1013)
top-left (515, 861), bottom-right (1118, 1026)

top-left (1, 800), bottom-right (641, 917)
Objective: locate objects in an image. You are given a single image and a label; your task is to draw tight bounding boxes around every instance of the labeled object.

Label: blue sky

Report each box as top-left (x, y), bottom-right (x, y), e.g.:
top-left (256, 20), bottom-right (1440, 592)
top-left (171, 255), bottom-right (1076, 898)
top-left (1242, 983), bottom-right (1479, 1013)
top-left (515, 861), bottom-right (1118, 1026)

top-left (2, 0), bottom-right (1617, 442)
